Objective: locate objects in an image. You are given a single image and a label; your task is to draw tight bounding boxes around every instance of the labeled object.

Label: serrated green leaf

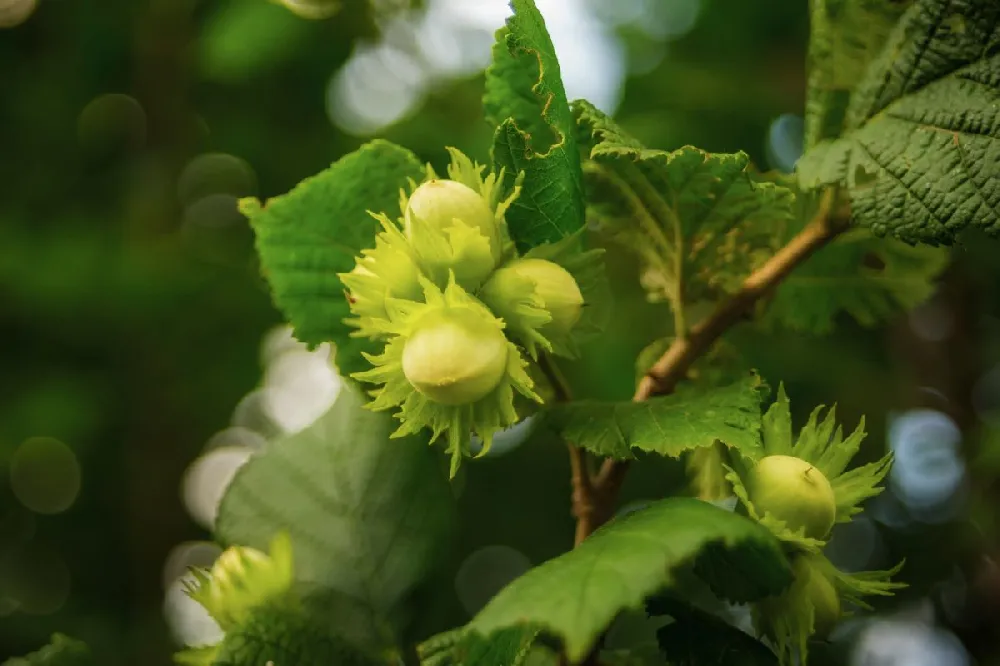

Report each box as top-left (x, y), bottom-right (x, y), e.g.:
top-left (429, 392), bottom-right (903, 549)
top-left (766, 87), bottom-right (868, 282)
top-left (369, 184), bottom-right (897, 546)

top-left (797, 0), bottom-right (1000, 245)
top-left (465, 498), bottom-right (792, 663)
top-left (647, 598), bottom-right (778, 666)
top-left (484, 0), bottom-right (585, 250)
top-left (544, 373), bottom-right (767, 461)
top-left (243, 140), bottom-right (426, 376)
top-left (2, 635), bottom-right (93, 666)
top-left (804, 0), bottom-right (912, 149)
top-left (418, 626), bottom-right (540, 666)
top-left (574, 101), bottom-right (794, 317)
top-left (215, 386), bottom-right (457, 648)
top-left (767, 224), bottom-right (949, 333)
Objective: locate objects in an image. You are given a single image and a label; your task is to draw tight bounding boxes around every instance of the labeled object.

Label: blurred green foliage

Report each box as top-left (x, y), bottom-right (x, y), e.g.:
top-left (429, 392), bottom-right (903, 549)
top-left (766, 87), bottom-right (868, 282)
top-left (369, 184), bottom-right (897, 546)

top-left (2, 1), bottom-right (999, 664)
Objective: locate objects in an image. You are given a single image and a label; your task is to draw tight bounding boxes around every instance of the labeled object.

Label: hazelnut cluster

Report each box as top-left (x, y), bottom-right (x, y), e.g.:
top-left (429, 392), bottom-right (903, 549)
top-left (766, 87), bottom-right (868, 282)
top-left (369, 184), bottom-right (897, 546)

top-left (339, 149), bottom-right (603, 475)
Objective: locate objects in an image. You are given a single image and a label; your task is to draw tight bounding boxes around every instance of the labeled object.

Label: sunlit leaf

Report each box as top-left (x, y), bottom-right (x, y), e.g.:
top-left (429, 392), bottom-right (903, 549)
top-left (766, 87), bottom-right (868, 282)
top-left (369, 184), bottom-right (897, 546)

top-left (484, 0), bottom-right (585, 250)
top-left (242, 140), bottom-right (426, 376)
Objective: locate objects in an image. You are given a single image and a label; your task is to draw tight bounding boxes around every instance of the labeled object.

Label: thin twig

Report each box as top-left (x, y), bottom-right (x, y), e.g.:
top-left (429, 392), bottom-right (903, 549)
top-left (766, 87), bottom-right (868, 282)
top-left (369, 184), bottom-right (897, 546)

top-left (585, 191), bottom-right (843, 540)
top-left (538, 353), bottom-right (599, 546)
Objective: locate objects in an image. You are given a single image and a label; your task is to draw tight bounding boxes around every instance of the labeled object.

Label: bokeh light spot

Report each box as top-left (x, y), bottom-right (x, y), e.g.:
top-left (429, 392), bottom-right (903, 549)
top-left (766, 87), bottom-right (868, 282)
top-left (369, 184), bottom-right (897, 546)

top-left (164, 573), bottom-right (224, 647)
top-left (766, 113), bottom-right (805, 173)
top-left (10, 437), bottom-right (81, 515)
top-left (852, 605), bottom-right (969, 666)
top-left (177, 153), bottom-right (257, 206)
top-left (454, 545), bottom-right (531, 615)
top-left (77, 94), bottom-right (147, 154)
top-left (0, 0), bottom-right (38, 29)
top-left (182, 447), bottom-right (253, 529)
top-left (888, 409), bottom-right (966, 519)
top-left (162, 541), bottom-right (223, 592)
top-left (262, 346), bottom-right (341, 435)
top-left (909, 296), bottom-right (954, 343)
top-left (469, 416), bottom-right (536, 457)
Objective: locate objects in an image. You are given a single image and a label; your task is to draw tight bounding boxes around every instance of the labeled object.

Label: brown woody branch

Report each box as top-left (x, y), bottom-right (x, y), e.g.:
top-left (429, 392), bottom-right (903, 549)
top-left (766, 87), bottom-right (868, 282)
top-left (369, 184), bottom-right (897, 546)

top-left (572, 192), bottom-right (844, 545)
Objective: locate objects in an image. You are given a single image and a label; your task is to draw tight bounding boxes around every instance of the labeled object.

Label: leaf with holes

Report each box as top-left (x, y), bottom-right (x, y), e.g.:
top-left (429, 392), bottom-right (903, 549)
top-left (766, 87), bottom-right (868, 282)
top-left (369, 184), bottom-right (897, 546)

top-left (545, 373), bottom-right (767, 461)
top-left (766, 194), bottom-right (949, 333)
top-left (574, 100), bottom-right (795, 318)
top-left (797, 0), bottom-right (1000, 245)
top-left (484, 0), bottom-right (585, 250)
top-left (215, 386), bottom-right (457, 649)
top-left (242, 140), bottom-right (426, 376)
top-left (465, 498), bottom-right (792, 663)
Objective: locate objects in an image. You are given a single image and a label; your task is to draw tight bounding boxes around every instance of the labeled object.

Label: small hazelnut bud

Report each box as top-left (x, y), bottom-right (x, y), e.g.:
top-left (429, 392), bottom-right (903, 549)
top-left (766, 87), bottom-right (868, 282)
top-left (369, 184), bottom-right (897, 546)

top-left (747, 455), bottom-right (836, 540)
top-left (402, 309), bottom-right (508, 405)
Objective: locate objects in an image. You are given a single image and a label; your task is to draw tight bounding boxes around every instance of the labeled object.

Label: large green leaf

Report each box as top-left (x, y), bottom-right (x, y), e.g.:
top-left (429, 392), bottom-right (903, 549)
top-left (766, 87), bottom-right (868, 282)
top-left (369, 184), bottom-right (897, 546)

top-left (545, 373), bottom-right (766, 461)
top-left (797, 0), bottom-right (1000, 245)
top-left (241, 140), bottom-right (426, 376)
top-left (574, 101), bottom-right (794, 316)
top-left (465, 498), bottom-right (792, 663)
top-left (2, 635), bottom-right (93, 666)
top-left (803, 0), bottom-right (911, 149)
top-left (215, 386), bottom-right (457, 646)
top-left (484, 0), bottom-right (585, 250)
top-left (648, 598), bottom-right (777, 666)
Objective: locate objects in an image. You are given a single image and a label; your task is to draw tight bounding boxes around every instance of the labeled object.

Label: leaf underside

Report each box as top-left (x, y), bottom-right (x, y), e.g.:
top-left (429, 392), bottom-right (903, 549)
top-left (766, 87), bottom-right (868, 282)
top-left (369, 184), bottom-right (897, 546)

top-left (215, 387), bottom-right (456, 650)
top-left (574, 100), bottom-right (795, 311)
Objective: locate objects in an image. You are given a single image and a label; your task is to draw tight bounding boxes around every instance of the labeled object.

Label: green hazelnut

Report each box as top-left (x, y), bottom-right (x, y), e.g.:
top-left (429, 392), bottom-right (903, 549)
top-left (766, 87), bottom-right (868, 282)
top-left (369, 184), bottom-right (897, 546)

top-left (486, 258), bottom-right (584, 338)
top-left (747, 454), bottom-right (836, 540)
top-left (404, 179), bottom-right (497, 243)
top-left (793, 555), bottom-right (841, 637)
top-left (402, 309), bottom-right (508, 405)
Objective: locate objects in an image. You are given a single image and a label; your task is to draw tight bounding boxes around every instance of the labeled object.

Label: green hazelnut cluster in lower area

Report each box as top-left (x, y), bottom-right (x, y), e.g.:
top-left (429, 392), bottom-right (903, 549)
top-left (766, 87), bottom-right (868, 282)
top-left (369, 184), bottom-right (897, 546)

top-left (722, 385), bottom-right (904, 665)
top-left (177, 535), bottom-right (387, 666)
top-left (338, 148), bottom-right (606, 474)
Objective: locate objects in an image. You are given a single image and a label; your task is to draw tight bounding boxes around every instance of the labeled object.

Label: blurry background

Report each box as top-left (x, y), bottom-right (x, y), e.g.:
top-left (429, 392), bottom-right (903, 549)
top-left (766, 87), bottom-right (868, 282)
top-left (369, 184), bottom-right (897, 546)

top-left (2, 0), bottom-right (999, 664)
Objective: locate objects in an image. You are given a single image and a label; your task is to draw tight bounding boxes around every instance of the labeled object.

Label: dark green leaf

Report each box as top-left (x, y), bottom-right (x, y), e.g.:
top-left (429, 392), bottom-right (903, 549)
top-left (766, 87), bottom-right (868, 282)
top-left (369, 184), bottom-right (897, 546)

top-left (545, 373), bottom-right (767, 461)
top-left (242, 140), bottom-right (426, 376)
top-left (2, 635), bottom-right (93, 666)
top-left (418, 626), bottom-right (541, 666)
top-left (484, 0), bottom-right (585, 249)
top-left (767, 191), bottom-right (949, 332)
top-left (215, 386), bottom-right (457, 647)
top-left (647, 598), bottom-right (778, 666)
top-left (465, 498), bottom-right (792, 663)
top-left (803, 0), bottom-right (912, 148)
top-left (574, 101), bottom-right (795, 313)
top-left (797, 0), bottom-right (1000, 245)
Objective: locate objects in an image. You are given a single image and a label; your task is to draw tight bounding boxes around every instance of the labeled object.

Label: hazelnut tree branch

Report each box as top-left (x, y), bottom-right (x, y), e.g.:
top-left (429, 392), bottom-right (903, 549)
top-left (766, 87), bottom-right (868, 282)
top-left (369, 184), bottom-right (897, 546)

top-left (580, 191), bottom-right (844, 542)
